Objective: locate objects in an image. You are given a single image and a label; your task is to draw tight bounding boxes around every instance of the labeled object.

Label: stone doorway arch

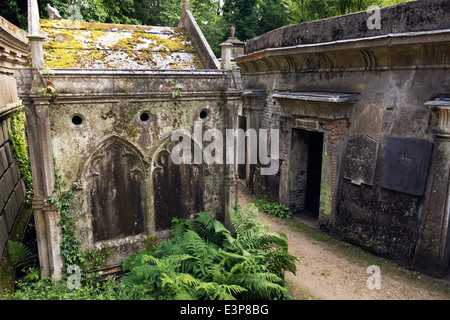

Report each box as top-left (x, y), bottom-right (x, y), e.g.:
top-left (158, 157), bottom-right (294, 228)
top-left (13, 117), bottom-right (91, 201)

top-left (275, 91), bottom-right (359, 231)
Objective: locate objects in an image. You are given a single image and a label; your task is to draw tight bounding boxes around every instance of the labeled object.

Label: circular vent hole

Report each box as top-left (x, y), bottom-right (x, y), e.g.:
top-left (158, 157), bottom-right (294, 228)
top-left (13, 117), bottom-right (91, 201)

top-left (72, 115), bottom-right (83, 126)
top-left (200, 110), bottom-right (208, 119)
top-left (140, 112), bottom-right (150, 122)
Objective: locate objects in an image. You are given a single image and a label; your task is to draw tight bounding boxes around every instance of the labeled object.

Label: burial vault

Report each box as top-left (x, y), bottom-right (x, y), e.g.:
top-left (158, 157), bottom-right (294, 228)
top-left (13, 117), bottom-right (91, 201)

top-left (15, 0), bottom-right (242, 278)
top-left (236, 0), bottom-right (450, 277)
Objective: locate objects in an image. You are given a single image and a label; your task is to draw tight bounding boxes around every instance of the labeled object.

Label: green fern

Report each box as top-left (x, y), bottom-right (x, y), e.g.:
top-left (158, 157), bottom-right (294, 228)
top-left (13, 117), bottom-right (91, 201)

top-left (121, 205), bottom-right (298, 300)
top-left (8, 241), bottom-right (35, 272)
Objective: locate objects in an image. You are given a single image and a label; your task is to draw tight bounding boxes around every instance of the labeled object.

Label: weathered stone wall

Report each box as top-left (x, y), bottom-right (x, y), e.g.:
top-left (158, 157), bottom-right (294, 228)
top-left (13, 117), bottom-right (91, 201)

top-left (0, 16), bottom-right (29, 262)
top-left (18, 68), bottom-right (230, 269)
top-left (237, 0), bottom-right (450, 275)
top-left (178, 3), bottom-right (220, 70)
top-left (0, 117), bottom-right (27, 260)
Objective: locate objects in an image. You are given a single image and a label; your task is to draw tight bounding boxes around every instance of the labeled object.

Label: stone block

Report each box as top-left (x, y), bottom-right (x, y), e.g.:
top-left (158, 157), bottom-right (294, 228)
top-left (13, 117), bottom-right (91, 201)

top-left (13, 183), bottom-right (24, 211)
top-left (0, 176), bottom-right (6, 209)
top-left (0, 214), bottom-right (7, 258)
top-left (3, 143), bottom-right (12, 166)
top-left (0, 119), bottom-right (8, 142)
top-left (10, 162), bottom-right (20, 185)
top-left (0, 148), bottom-right (4, 175)
top-left (3, 167), bottom-right (13, 198)
top-left (343, 135), bottom-right (379, 186)
top-left (380, 138), bottom-right (433, 197)
top-left (0, 120), bottom-right (4, 147)
top-left (4, 198), bottom-right (14, 232)
top-left (0, 146), bottom-right (8, 172)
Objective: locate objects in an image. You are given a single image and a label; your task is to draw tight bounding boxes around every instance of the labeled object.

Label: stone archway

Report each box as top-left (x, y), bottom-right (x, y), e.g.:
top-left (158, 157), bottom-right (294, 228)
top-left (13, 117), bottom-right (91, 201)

top-left (151, 139), bottom-right (204, 232)
top-left (85, 136), bottom-right (146, 242)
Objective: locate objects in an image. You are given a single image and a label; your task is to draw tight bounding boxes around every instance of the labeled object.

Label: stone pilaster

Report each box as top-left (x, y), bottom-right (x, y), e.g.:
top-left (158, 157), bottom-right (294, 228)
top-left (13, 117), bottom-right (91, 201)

top-left (23, 94), bottom-right (61, 279)
top-left (220, 42), bottom-right (233, 71)
top-left (413, 99), bottom-right (450, 277)
top-left (27, 0), bottom-right (45, 68)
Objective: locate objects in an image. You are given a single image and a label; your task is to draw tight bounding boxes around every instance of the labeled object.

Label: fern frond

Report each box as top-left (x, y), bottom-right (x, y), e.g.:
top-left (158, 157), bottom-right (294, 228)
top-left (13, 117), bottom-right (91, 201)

top-left (8, 241), bottom-right (35, 271)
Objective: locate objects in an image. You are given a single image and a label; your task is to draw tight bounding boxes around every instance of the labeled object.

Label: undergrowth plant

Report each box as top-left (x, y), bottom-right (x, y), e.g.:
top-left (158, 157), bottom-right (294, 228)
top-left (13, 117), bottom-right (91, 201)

top-left (255, 198), bottom-right (292, 219)
top-left (9, 110), bottom-right (33, 206)
top-left (49, 166), bottom-right (110, 279)
top-left (7, 241), bottom-right (35, 273)
top-left (5, 204), bottom-right (298, 300)
top-left (121, 204), bottom-right (298, 300)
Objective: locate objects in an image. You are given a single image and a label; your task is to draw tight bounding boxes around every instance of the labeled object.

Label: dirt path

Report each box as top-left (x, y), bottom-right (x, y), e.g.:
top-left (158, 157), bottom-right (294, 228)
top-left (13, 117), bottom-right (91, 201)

top-left (238, 182), bottom-right (450, 300)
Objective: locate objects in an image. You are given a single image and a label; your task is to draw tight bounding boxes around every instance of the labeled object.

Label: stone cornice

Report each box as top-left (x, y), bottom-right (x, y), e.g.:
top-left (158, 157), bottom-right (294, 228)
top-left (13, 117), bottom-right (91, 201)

top-left (236, 29), bottom-right (450, 75)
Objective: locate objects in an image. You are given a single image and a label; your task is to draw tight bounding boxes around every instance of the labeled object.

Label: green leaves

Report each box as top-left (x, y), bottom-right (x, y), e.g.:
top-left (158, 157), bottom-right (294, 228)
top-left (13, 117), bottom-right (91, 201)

top-left (255, 198), bottom-right (293, 219)
top-left (9, 111), bottom-right (33, 206)
top-left (122, 206), bottom-right (298, 300)
top-left (50, 166), bottom-right (110, 279)
top-left (8, 241), bottom-right (35, 272)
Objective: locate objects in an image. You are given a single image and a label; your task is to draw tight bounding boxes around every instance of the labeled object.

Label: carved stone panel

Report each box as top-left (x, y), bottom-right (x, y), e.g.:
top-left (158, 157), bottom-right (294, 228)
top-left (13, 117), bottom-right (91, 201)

top-left (343, 135), bottom-right (379, 186)
top-left (87, 138), bottom-right (145, 241)
top-left (153, 141), bottom-right (203, 231)
top-left (380, 138), bottom-right (433, 197)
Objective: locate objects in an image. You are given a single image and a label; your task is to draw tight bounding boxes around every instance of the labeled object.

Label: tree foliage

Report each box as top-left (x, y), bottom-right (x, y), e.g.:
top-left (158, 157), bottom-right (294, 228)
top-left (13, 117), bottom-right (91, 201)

top-left (1, 0), bottom-right (412, 55)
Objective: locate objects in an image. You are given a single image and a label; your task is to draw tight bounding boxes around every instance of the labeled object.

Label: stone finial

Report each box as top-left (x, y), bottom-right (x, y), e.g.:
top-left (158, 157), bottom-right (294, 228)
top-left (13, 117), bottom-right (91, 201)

top-left (229, 25), bottom-right (235, 38)
top-left (47, 3), bottom-right (62, 20)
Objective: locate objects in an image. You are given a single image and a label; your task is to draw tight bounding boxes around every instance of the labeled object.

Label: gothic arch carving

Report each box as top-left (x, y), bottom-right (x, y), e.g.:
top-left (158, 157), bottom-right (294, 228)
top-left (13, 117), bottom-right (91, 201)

top-left (150, 134), bottom-right (204, 232)
top-left (83, 135), bottom-right (147, 242)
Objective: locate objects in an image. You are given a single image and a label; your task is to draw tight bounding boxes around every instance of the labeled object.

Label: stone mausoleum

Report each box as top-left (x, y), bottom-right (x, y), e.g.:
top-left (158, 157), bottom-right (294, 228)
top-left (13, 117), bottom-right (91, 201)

top-left (0, 0), bottom-right (449, 281)
top-left (12, 0), bottom-right (242, 278)
top-left (237, 0), bottom-right (450, 278)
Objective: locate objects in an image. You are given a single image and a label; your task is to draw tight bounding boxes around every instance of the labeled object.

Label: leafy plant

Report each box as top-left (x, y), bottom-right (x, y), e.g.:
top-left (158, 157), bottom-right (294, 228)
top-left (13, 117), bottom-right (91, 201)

top-left (121, 204), bottom-right (298, 300)
top-left (9, 110), bottom-right (34, 206)
top-left (49, 165), bottom-right (110, 280)
top-left (255, 198), bottom-right (292, 219)
top-left (171, 81), bottom-right (182, 99)
top-left (8, 241), bottom-right (35, 272)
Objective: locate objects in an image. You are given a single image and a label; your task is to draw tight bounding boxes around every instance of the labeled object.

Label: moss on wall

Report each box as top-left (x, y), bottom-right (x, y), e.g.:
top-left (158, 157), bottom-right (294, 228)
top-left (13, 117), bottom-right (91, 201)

top-left (41, 19), bottom-right (204, 69)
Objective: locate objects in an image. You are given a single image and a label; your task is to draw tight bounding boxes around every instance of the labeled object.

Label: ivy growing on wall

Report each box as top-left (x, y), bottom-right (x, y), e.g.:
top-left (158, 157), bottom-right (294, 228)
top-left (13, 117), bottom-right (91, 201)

top-left (9, 110), bottom-right (34, 206)
top-left (49, 166), bottom-right (110, 280)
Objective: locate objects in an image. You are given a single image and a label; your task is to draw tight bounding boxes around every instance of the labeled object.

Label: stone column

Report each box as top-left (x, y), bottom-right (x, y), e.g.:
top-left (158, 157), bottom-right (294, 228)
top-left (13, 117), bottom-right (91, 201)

top-left (27, 0), bottom-right (45, 68)
top-left (23, 94), bottom-right (61, 279)
top-left (220, 42), bottom-right (233, 71)
top-left (222, 73), bottom-right (242, 231)
top-left (413, 99), bottom-right (450, 277)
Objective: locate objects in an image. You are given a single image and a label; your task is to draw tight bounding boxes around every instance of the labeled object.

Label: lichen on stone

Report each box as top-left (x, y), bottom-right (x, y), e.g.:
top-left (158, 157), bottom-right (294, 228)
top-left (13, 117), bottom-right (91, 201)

top-left (40, 19), bottom-right (205, 69)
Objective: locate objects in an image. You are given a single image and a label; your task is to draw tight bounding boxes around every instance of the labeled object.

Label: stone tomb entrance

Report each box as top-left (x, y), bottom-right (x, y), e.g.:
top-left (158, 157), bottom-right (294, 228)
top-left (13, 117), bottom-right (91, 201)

top-left (275, 92), bottom-right (359, 231)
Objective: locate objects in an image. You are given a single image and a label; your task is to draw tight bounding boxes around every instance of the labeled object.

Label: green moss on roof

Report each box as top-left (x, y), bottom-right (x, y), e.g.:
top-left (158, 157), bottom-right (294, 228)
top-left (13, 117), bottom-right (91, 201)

top-left (40, 19), bottom-right (204, 69)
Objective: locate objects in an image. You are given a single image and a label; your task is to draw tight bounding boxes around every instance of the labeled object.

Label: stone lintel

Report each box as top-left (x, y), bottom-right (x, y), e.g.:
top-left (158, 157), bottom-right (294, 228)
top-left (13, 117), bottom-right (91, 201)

top-left (274, 91), bottom-right (360, 120)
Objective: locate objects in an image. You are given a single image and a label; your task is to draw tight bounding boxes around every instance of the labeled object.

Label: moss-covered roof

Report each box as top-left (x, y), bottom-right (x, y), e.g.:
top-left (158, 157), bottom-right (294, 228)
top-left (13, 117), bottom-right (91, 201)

top-left (40, 19), bottom-right (204, 69)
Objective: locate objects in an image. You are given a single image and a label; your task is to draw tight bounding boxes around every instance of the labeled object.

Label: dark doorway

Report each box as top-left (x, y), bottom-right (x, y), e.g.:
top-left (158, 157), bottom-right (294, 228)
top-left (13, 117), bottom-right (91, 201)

top-left (289, 129), bottom-right (324, 218)
top-left (304, 131), bottom-right (324, 216)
